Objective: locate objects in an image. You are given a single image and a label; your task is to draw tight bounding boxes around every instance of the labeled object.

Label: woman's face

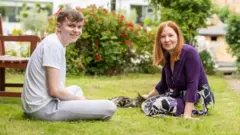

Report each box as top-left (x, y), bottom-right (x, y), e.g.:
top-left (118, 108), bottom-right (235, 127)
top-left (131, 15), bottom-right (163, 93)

top-left (160, 26), bottom-right (178, 53)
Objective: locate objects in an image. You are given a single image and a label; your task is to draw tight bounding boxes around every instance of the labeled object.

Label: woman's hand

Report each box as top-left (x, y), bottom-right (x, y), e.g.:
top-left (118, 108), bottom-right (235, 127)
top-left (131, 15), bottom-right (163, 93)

top-left (184, 115), bottom-right (200, 120)
top-left (142, 94), bottom-right (149, 100)
top-left (142, 89), bottom-right (159, 100)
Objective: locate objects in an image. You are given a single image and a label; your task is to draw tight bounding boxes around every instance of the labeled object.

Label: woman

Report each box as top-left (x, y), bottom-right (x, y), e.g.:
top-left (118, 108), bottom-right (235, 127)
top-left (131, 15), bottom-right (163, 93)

top-left (142, 21), bottom-right (215, 119)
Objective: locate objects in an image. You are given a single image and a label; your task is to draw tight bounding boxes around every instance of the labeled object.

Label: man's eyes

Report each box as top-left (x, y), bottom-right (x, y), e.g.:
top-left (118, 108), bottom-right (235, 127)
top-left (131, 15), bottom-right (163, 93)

top-left (68, 24), bottom-right (82, 29)
top-left (68, 24), bottom-right (75, 27)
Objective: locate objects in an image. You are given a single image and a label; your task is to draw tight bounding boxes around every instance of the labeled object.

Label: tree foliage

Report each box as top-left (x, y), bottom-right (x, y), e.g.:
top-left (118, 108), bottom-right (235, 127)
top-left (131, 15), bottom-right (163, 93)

top-left (212, 5), bottom-right (230, 23)
top-left (19, 2), bottom-right (52, 36)
top-left (226, 13), bottom-right (240, 59)
top-left (148, 0), bottom-right (212, 44)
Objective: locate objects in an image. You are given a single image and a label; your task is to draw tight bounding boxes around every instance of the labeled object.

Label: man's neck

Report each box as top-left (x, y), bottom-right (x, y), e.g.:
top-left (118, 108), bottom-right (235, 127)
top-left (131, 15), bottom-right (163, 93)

top-left (56, 32), bottom-right (68, 47)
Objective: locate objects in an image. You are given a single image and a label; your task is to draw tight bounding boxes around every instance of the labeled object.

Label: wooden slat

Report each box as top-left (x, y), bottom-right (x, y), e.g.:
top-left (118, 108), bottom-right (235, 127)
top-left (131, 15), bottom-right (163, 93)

top-left (0, 35), bottom-right (40, 42)
top-left (0, 68), bottom-right (4, 91)
top-left (0, 16), bottom-right (4, 55)
top-left (0, 62), bottom-right (27, 68)
top-left (0, 16), bottom-right (3, 35)
top-left (0, 91), bottom-right (21, 97)
top-left (0, 56), bottom-right (28, 60)
top-left (5, 83), bottom-right (23, 87)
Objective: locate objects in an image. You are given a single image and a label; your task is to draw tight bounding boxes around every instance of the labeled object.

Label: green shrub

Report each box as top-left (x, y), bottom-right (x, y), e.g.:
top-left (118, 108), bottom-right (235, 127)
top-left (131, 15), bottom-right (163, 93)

top-left (5, 43), bottom-right (30, 74)
top-left (46, 6), bottom-right (156, 75)
top-left (237, 62), bottom-right (240, 74)
top-left (199, 50), bottom-right (215, 75)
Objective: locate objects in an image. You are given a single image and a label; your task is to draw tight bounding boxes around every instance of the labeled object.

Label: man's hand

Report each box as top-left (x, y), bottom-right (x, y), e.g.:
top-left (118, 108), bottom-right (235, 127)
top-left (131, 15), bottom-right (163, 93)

top-left (77, 96), bottom-right (87, 100)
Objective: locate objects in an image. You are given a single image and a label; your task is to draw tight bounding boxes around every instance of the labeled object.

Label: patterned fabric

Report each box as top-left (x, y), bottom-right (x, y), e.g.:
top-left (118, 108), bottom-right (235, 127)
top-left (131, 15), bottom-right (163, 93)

top-left (193, 84), bottom-right (215, 115)
top-left (141, 84), bottom-right (215, 117)
top-left (141, 94), bottom-right (178, 117)
top-left (141, 93), bottom-right (178, 117)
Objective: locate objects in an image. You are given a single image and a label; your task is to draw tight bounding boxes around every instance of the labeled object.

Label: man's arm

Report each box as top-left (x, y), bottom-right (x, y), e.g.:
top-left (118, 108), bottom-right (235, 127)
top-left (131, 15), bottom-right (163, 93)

top-left (46, 67), bottom-right (85, 100)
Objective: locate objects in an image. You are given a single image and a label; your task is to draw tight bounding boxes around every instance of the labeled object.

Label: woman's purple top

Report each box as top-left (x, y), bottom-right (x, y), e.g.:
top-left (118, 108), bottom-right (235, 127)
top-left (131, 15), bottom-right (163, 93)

top-left (155, 45), bottom-right (209, 115)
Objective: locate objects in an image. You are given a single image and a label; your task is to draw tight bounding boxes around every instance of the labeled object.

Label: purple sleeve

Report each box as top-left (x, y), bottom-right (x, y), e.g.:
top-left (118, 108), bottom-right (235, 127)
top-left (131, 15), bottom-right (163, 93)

top-left (155, 67), bottom-right (169, 94)
top-left (184, 48), bottom-right (200, 103)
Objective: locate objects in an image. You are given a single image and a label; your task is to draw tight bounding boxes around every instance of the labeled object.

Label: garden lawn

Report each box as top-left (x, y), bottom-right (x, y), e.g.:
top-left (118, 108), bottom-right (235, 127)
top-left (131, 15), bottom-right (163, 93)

top-left (0, 73), bottom-right (240, 135)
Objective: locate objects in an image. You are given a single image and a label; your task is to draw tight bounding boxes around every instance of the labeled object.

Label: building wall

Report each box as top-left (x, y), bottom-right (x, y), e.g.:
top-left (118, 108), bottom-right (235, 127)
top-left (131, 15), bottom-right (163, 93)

top-left (203, 35), bottom-right (236, 62)
top-left (52, 0), bottom-right (110, 13)
top-left (1, 0), bottom-right (151, 34)
top-left (212, 0), bottom-right (240, 14)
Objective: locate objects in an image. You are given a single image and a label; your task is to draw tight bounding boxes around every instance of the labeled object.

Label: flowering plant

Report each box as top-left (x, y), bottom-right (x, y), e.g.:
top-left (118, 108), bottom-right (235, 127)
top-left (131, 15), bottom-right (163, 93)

top-left (47, 6), bottom-right (156, 75)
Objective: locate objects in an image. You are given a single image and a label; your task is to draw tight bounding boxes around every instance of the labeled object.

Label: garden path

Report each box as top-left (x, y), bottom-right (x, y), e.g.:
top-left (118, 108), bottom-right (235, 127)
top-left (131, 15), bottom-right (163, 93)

top-left (225, 76), bottom-right (240, 93)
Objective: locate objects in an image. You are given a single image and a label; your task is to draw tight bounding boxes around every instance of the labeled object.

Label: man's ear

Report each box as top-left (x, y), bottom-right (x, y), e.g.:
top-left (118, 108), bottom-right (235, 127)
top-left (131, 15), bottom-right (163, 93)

top-left (56, 22), bottom-right (61, 32)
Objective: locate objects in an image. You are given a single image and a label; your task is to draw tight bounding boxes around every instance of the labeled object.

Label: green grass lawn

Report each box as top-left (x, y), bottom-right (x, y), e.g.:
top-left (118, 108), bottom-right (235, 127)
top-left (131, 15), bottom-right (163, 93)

top-left (1, 73), bottom-right (240, 135)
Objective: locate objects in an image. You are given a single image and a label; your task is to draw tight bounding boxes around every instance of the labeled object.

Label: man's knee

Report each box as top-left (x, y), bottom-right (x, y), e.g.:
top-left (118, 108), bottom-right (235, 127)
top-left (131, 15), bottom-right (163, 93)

top-left (68, 85), bottom-right (83, 96)
top-left (103, 101), bottom-right (117, 120)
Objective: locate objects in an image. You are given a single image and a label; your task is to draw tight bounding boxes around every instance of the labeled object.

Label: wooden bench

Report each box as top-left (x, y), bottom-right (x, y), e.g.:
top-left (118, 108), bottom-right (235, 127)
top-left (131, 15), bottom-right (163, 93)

top-left (0, 16), bottom-right (40, 97)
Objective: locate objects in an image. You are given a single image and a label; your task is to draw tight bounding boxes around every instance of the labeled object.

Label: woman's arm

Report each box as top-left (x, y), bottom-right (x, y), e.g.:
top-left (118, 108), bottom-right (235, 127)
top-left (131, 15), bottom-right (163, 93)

top-left (184, 47), bottom-right (202, 120)
top-left (142, 89), bottom-right (159, 99)
top-left (184, 102), bottom-right (199, 120)
top-left (143, 68), bottom-right (168, 99)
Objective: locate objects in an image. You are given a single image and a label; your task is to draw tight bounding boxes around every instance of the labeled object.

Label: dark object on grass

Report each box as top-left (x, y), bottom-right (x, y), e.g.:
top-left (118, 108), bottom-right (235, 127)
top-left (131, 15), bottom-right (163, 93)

top-left (109, 93), bottom-right (145, 108)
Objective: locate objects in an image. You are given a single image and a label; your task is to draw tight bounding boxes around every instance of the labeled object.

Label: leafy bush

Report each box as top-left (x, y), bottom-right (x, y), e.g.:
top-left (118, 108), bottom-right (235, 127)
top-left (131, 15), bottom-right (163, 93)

top-left (5, 43), bottom-right (30, 74)
top-left (47, 6), bottom-right (157, 75)
top-left (199, 50), bottom-right (215, 75)
top-left (212, 5), bottom-right (230, 23)
top-left (19, 2), bottom-right (50, 36)
top-left (226, 13), bottom-right (240, 60)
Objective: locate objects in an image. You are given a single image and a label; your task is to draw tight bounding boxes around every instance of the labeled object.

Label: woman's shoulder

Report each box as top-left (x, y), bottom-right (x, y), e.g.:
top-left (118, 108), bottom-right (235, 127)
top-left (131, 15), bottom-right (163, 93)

top-left (179, 44), bottom-right (199, 60)
top-left (182, 44), bottom-right (197, 53)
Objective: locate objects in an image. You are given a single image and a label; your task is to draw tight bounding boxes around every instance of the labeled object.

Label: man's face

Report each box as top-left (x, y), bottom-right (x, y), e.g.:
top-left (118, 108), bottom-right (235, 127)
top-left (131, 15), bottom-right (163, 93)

top-left (57, 17), bottom-right (84, 46)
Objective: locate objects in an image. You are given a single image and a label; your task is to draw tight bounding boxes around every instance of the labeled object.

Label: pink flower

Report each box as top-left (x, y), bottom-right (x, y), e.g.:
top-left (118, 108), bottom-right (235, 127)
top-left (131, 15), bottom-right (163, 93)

top-left (103, 8), bottom-right (108, 14)
top-left (118, 14), bottom-right (124, 20)
top-left (125, 40), bottom-right (131, 46)
top-left (95, 41), bottom-right (99, 46)
top-left (120, 33), bottom-right (127, 38)
top-left (96, 55), bottom-right (102, 60)
top-left (126, 23), bottom-right (134, 27)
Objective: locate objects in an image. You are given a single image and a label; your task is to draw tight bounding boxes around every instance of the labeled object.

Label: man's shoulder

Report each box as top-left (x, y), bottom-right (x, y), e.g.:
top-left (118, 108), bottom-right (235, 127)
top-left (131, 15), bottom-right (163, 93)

top-left (42, 33), bottom-right (58, 43)
top-left (41, 33), bottom-right (63, 49)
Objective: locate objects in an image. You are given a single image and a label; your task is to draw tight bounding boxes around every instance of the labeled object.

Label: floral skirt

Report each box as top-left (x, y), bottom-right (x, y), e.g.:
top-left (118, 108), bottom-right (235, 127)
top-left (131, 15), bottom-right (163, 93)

top-left (141, 84), bottom-right (215, 117)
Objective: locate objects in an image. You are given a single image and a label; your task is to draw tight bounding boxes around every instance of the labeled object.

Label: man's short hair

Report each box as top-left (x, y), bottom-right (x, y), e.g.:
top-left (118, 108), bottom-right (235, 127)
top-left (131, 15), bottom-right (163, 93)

top-left (57, 8), bottom-right (84, 23)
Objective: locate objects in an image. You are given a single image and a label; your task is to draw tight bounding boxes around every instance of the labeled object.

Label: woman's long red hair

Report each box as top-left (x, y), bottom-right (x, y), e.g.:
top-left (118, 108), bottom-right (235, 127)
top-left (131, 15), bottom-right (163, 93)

top-left (153, 21), bottom-right (184, 66)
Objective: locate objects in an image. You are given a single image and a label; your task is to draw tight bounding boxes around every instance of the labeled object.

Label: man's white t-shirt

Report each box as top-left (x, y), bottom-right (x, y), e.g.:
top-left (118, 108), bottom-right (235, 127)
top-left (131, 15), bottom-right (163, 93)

top-left (21, 33), bottom-right (66, 113)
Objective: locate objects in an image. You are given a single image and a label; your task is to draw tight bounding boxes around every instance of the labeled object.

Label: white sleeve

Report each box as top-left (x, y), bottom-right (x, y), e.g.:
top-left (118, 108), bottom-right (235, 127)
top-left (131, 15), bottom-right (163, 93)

top-left (42, 43), bottom-right (63, 69)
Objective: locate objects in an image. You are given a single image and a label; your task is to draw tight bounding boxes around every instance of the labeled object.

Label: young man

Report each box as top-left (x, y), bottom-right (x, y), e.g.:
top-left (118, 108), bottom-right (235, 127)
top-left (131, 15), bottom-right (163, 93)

top-left (21, 8), bottom-right (117, 121)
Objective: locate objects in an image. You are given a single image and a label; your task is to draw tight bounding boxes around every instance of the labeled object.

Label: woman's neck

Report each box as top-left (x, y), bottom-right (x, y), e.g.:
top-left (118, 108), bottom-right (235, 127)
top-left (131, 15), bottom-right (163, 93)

top-left (168, 51), bottom-right (174, 56)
